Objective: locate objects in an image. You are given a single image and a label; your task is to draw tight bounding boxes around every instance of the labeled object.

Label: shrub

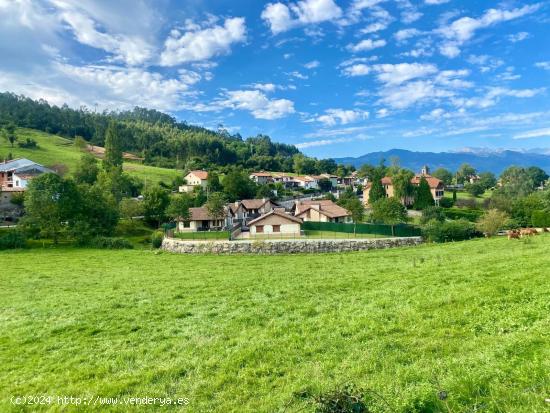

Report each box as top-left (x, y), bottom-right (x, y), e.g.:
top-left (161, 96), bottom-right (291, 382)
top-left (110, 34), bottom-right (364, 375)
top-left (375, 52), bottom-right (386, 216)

top-left (443, 208), bottom-right (483, 222)
top-left (370, 197), bottom-right (407, 224)
top-left (17, 138), bottom-right (38, 149)
top-left (90, 236), bottom-right (133, 249)
top-left (151, 231), bottom-right (164, 249)
top-left (438, 197), bottom-right (454, 208)
top-left (477, 209), bottom-right (509, 237)
top-left (531, 210), bottom-right (550, 228)
top-left (0, 231), bottom-right (26, 250)
top-left (454, 198), bottom-right (478, 209)
top-left (313, 384), bottom-right (368, 413)
top-left (422, 219), bottom-right (480, 243)
top-left (420, 206), bottom-right (445, 225)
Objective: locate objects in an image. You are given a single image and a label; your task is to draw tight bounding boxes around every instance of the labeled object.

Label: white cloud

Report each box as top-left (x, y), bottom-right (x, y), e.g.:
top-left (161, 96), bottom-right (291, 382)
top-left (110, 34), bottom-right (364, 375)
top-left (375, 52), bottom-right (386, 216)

top-left (251, 83), bottom-right (277, 92)
top-left (453, 87), bottom-right (544, 109)
top-left (160, 17), bottom-right (246, 66)
top-left (438, 4), bottom-right (541, 58)
top-left (347, 38), bottom-right (387, 52)
top-left (535, 61), bottom-right (550, 70)
top-left (304, 60), bottom-right (320, 69)
top-left (508, 31), bottom-right (530, 43)
top-left (295, 137), bottom-right (354, 148)
top-left (316, 108), bottom-right (369, 126)
top-left (287, 71), bottom-right (309, 79)
top-left (262, 0), bottom-right (342, 34)
top-left (217, 90), bottom-right (295, 119)
top-left (420, 108), bottom-right (446, 120)
top-left (425, 0), bottom-right (450, 4)
top-left (342, 64), bottom-right (371, 76)
top-left (376, 108), bottom-right (390, 118)
top-left (394, 28), bottom-right (421, 42)
top-left (513, 128), bottom-right (550, 139)
top-left (467, 54), bottom-right (504, 72)
top-left (373, 63), bottom-right (438, 85)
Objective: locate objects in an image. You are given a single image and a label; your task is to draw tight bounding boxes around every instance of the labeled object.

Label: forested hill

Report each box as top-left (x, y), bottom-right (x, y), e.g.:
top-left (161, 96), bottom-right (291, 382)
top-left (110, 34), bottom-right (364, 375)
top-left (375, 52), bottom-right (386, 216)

top-left (0, 92), bottom-right (341, 174)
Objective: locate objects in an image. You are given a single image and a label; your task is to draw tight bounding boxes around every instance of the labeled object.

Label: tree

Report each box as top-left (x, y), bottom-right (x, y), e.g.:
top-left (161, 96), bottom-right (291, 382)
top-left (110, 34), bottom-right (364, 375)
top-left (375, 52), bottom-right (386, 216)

top-left (166, 193), bottom-right (192, 221)
top-left (207, 171), bottom-right (222, 193)
top-left (499, 166), bottom-right (535, 198)
top-left (74, 136), bottom-right (88, 151)
top-left (432, 168), bottom-right (453, 186)
top-left (3, 122), bottom-right (17, 147)
top-left (526, 166), bottom-right (549, 188)
top-left (477, 172), bottom-right (496, 190)
top-left (457, 163), bottom-right (476, 184)
top-left (477, 209), bottom-right (509, 237)
top-left (413, 177), bottom-right (434, 210)
top-left (119, 198), bottom-right (144, 221)
top-left (292, 154), bottom-right (318, 174)
top-left (368, 174), bottom-right (386, 204)
top-left (142, 185), bottom-right (170, 227)
top-left (103, 121), bottom-right (123, 171)
top-left (392, 169), bottom-right (414, 202)
top-left (74, 153), bottom-right (99, 185)
top-left (317, 178), bottom-right (332, 192)
top-left (465, 182), bottom-right (485, 197)
top-left (222, 169), bottom-right (256, 201)
top-left (370, 198), bottom-right (407, 225)
top-left (22, 173), bottom-right (80, 243)
top-left (344, 197), bottom-right (365, 223)
top-left (206, 192), bottom-right (227, 225)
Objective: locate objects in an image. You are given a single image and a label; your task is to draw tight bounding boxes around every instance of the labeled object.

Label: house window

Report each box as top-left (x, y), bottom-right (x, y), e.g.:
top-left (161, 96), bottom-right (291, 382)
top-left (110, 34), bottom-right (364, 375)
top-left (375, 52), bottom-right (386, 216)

top-left (183, 221), bottom-right (190, 228)
top-left (256, 225), bottom-right (264, 233)
top-left (273, 225), bottom-right (280, 233)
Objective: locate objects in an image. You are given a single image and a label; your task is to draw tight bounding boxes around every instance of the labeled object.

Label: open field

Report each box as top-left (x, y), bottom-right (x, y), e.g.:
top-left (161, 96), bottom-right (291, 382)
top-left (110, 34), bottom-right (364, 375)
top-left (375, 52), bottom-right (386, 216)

top-left (0, 128), bottom-right (181, 185)
top-left (1, 236), bottom-right (549, 412)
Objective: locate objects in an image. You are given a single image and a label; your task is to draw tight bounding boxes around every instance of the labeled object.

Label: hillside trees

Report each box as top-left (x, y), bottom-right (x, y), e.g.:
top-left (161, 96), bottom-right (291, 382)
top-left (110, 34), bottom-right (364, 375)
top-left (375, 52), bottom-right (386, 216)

top-left (413, 177), bottom-right (434, 210)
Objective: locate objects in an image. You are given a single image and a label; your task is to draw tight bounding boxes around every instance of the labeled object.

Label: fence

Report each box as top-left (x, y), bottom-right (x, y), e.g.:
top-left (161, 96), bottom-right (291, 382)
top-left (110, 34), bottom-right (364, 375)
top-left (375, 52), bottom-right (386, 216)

top-left (302, 221), bottom-right (421, 238)
top-left (165, 229), bottom-right (230, 241)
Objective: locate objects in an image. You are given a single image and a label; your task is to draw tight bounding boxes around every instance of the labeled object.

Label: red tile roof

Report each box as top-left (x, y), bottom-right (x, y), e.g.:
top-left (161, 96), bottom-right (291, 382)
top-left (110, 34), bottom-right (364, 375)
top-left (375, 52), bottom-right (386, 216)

top-left (187, 170), bottom-right (208, 180)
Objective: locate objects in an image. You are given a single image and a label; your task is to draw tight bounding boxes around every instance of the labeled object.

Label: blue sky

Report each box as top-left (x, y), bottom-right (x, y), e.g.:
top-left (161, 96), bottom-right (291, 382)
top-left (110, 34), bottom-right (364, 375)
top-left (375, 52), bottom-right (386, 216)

top-left (1, 0), bottom-right (550, 158)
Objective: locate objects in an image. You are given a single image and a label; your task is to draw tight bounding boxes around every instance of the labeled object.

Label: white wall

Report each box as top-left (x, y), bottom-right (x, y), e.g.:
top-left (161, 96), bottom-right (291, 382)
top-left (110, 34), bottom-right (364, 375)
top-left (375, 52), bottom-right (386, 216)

top-left (250, 222), bottom-right (301, 235)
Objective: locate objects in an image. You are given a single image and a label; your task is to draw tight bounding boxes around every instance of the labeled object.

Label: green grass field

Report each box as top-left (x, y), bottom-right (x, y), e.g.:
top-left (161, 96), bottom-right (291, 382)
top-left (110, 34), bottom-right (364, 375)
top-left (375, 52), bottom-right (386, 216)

top-left (0, 128), bottom-right (181, 185)
top-left (1, 236), bottom-right (549, 412)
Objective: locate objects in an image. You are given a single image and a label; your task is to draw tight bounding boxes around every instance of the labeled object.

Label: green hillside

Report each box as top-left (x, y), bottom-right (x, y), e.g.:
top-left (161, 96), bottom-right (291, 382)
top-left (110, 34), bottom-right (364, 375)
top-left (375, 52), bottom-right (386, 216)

top-left (1, 236), bottom-right (548, 412)
top-left (0, 128), bottom-right (181, 185)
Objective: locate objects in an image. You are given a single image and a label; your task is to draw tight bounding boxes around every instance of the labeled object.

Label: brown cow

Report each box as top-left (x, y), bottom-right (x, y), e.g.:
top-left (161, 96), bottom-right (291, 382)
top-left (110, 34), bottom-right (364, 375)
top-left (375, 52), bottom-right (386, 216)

top-left (507, 230), bottom-right (520, 240)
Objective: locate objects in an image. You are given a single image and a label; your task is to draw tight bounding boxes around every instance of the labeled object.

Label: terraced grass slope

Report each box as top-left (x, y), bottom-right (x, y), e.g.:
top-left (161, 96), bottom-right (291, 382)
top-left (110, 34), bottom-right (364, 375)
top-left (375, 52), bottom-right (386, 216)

top-left (1, 236), bottom-right (549, 412)
top-left (0, 128), bottom-right (181, 185)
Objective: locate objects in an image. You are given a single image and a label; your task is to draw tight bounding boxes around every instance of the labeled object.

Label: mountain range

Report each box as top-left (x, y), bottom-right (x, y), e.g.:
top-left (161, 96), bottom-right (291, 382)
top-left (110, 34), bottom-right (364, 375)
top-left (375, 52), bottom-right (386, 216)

top-left (333, 148), bottom-right (550, 175)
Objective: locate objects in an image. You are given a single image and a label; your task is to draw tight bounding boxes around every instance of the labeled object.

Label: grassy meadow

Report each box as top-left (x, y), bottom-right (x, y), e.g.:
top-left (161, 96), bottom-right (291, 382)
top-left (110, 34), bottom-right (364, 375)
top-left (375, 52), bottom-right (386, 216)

top-left (1, 236), bottom-right (549, 412)
top-left (0, 128), bottom-right (181, 185)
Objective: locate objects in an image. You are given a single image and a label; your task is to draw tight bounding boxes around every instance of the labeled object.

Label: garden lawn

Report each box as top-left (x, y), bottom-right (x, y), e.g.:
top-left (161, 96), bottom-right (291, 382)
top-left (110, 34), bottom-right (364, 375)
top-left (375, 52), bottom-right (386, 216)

top-left (1, 236), bottom-right (549, 412)
top-left (0, 128), bottom-right (180, 185)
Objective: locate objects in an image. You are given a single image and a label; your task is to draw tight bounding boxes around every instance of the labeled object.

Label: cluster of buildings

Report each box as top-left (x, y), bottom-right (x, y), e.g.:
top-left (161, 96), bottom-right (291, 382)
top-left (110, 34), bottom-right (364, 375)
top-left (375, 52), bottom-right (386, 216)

top-left (0, 158), bottom-right (53, 215)
top-left (177, 198), bottom-right (352, 238)
top-left (363, 166), bottom-right (445, 206)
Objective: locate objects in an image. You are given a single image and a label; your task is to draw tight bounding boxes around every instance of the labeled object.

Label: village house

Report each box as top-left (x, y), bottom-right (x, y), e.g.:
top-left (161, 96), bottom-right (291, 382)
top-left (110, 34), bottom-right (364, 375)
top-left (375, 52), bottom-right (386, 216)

top-left (249, 172), bottom-right (273, 185)
top-left (292, 175), bottom-right (319, 190)
top-left (248, 209), bottom-right (302, 237)
top-left (1, 159), bottom-right (53, 217)
top-left (0, 158), bottom-right (53, 190)
top-left (363, 165), bottom-right (445, 206)
top-left (179, 170), bottom-right (208, 193)
top-left (228, 198), bottom-right (278, 226)
top-left (176, 207), bottom-right (226, 232)
top-left (294, 199), bottom-right (352, 223)
top-left (320, 173), bottom-right (338, 188)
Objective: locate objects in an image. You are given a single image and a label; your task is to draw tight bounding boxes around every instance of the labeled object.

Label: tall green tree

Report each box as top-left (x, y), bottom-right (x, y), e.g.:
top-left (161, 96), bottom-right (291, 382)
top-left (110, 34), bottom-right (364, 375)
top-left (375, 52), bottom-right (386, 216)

top-left (343, 197), bottom-right (365, 223)
top-left (368, 174), bottom-right (386, 204)
top-left (22, 173), bottom-right (80, 243)
top-left (143, 185), bottom-right (170, 227)
top-left (166, 193), bottom-right (192, 221)
top-left (478, 172), bottom-right (497, 190)
top-left (206, 192), bottom-right (227, 225)
top-left (207, 171), bottom-right (222, 193)
top-left (103, 121), bottom-right (123, 171)
top-left (3, 122), bottom-right (17, 147)
top-left (222, 169), bottom-right (256, 201)
top-left (370, 198), bottom-right (407, 224)
top-left (432, 168), bottom-right (453, 185)
top-left (392, 169), bottom-right (414, 201)
top-left (526, 166), bottom-right (549, 188)
top-left (413, 177), bottom-right (434, 210)
top-left (457, 163), bottom-right (476, 184)
top-left (499, 166), bottom-right (535, 198)
top-left (74, 153), bottom-right (99, 185)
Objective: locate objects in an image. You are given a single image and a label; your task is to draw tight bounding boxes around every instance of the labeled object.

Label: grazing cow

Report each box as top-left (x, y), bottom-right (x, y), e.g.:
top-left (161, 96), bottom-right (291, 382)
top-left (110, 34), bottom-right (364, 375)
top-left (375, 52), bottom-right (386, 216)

top-left (507, 230), bottom-right (520, 240)
top-left (543, 227), bottom-right (549, 233)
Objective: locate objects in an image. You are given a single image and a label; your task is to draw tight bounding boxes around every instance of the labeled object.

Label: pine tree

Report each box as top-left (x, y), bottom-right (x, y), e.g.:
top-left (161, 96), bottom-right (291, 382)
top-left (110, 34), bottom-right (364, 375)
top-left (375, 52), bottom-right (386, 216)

top-left (413, 177), bottom-right (434, 210)
top-left (368, 173), bottom-right (386, 204)
top-left (103, 121), bottom-right (123, 171)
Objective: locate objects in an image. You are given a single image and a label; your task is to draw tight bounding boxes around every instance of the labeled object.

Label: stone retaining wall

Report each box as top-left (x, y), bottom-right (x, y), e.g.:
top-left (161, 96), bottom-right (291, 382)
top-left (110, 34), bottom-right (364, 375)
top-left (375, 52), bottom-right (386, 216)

top-left (161, 236), bottom-right (423, 254)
